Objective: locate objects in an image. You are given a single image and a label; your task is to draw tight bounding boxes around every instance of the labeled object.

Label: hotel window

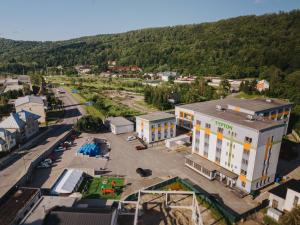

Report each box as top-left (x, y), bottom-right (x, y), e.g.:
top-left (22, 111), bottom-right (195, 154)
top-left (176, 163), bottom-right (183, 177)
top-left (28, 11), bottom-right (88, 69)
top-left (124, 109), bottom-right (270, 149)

top-left (245, 136), bottom-right (252, 143)
top-left (151, 125), bottom-right (155, 129)
top-left (202, 168), bottom-right (210, 176)
top-left (217, 127), bottom-right (224, 133)
top-left (196, 120), bottom-right (201, 125)
top-left (242, 159), bottom-right (248, 165)
top-left (241, 181), bottom-right (246, 187)
top-left (241, 169), bottom-right (247, 175)
top-left (243, 150), bottom-right (250, 156)
top-left (180, 112), bottom-right (183, 117)
top-left (194, 163), bottom-right (202, 171)
top-left (215, 156), bottom-right (220, 163)
top-left (203, 151), bottom-right (208, 157)
top-left (217, 139), bottom-right (222, 145)
top-left (164, 129), bottom-right (168, 137)
top-left (293, 196), bottom-right (299, 207)
top-left (216, 147), bottom-right (221, 153)
top-left (205, 123), bottom-right (211, 129)
top-left (194, 145), bottom-right (199, 152)
top-left (205, 134), bottom-right (209, 140)
top-left (152, 135), bottom-right (155, 142)
top-left (204, 142), bottom-right (209, 147)
top-left (186, 158), bottom-right (193, 166)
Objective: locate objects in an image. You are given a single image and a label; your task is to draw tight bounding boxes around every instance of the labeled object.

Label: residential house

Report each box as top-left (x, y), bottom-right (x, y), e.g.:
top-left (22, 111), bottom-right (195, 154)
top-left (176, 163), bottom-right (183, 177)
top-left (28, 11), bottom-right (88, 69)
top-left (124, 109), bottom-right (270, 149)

top-left (14, 95), bottom-right (46, 123)
top-left (158, 71), bottom-right (178, 81)
top-left (0, 128), bottom-right (16, 152)
top-left (267, 179), bottom-right (300, 221)
top-left (0, 111), bottom-right (40, 143)
top-left (257, 79), bottom-right (270, 92)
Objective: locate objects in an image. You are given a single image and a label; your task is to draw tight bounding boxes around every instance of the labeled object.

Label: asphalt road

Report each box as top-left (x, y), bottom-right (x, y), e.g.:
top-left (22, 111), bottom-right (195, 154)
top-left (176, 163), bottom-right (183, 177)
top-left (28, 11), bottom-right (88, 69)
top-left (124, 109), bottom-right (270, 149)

top-left (0, 87), bottom-right (85, 198)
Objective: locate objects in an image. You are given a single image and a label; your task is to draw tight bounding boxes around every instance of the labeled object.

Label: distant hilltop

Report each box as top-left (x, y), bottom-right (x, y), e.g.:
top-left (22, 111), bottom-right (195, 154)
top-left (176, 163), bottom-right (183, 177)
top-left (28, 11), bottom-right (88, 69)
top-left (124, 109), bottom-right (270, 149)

top-left (0, 10), bottom-right (299, 77)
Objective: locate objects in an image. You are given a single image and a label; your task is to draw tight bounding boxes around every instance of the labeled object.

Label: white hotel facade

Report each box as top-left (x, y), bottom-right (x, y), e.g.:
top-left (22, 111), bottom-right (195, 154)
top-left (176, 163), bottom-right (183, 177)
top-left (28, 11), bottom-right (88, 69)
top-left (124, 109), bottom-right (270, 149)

top-left (176, 98), bottom-right (293, 193)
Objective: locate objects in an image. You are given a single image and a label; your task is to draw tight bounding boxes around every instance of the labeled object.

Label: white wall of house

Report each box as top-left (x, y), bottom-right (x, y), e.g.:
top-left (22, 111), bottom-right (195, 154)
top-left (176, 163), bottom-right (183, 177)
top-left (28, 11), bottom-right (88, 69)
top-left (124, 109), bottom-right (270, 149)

top-left (111, 124), bottom-right (134, 134)
top-left (284, 189), bottom-right (300, 211)
top-left (268, 193), bottom-right (285, 211)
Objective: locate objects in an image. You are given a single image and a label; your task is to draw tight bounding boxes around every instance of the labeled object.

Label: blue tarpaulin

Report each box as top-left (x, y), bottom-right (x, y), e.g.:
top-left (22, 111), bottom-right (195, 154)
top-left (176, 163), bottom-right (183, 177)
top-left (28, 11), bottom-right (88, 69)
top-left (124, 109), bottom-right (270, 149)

top-left (77, 143), bottom-right (101, 156)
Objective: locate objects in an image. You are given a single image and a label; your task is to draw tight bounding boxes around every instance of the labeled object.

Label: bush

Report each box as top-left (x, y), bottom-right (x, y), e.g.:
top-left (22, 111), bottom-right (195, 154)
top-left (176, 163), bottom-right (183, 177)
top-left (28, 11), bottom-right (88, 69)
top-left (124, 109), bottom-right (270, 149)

top-left (75, 115), bottom-right (103, 133)
top-left (263, 215), bottom-right (280, 225)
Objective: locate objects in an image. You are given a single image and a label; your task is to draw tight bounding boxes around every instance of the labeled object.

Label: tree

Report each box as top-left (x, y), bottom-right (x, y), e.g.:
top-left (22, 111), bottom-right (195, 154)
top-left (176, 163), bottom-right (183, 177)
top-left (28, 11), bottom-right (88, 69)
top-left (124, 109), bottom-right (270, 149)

top-left (280, 206), bottom-right (300, 225)
top-left (219, 79), bottom-right (231, 96)
top-left (74, 115), bottom-right (103, 133)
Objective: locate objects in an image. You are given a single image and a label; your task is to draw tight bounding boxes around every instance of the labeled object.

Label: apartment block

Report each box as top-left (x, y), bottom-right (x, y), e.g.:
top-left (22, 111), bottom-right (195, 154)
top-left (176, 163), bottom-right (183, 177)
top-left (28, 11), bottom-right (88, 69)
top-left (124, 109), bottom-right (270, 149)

top-left (136, 112), bottom-right (176, 144)
top-left (180, 98), bottom-right (293, 193)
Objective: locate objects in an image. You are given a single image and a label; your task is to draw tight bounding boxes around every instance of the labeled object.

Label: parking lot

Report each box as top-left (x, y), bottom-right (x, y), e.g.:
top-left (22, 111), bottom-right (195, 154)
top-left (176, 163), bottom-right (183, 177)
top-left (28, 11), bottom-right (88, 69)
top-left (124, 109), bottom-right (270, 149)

top-left (30, 131), bottom-right (258, 214)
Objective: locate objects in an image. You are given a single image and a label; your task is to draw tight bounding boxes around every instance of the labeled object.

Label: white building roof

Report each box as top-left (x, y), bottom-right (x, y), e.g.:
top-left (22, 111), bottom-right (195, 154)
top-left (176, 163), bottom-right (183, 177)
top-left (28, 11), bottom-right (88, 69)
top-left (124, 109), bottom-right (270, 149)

top-left (52, 169), bottom-right (84, 194)
top-left (107, 117), bottom-right (133, 126)
top-left (0, 110), bottom-right (40, 130)
top-left (15, 95), bottom-right (44, 107)
top-left (0, 113), bottom-right (26, 129)
top-left (4, 84), bottom-right (23, 92)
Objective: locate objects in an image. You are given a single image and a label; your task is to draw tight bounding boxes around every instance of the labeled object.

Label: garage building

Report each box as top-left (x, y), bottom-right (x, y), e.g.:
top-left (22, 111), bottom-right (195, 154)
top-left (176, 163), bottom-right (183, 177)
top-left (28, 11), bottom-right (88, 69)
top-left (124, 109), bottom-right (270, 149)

top-left (106, 117), bottom-right (134, 135)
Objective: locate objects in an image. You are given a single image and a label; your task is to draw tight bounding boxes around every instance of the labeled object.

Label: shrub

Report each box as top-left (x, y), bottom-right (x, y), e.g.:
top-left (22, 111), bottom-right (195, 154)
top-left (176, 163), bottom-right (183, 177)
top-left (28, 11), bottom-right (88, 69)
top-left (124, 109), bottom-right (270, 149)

top-left (75, 115), bottom-right (103, 133)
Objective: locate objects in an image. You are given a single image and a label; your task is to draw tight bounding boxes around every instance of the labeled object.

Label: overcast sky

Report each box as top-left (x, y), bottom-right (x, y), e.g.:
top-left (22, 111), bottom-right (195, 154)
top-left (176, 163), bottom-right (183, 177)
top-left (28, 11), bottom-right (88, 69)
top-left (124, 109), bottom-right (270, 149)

top-left (0, 0), bottom-right (299, 41)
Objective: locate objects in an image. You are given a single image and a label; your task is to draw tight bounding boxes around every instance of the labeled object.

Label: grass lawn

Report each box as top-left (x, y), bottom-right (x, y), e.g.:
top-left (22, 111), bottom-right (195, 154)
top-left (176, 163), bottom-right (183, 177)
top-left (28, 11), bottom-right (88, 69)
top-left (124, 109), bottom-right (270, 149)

top-left (63, 86), bottom-right (105, 119)
top-left (81, 177), bottom-right (125, 200)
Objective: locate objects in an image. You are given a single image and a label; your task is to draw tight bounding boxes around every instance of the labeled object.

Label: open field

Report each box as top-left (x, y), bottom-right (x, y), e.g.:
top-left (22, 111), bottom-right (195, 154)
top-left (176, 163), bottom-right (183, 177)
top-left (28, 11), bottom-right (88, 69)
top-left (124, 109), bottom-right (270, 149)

top-left (47, 75), bottom-right (157, 116)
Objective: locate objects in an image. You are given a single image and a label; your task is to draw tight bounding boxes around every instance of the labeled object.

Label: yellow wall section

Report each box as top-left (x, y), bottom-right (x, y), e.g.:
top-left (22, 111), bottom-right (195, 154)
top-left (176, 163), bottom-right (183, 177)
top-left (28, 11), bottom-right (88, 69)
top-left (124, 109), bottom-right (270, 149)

top-left (204, 128), bottom-right (211, 135)
top-left (243, 143), bottom-right (251, 150)
top-left (239, 175), bottom-right (246, 182)
top-left (217, 132), bottom-right (223, 140)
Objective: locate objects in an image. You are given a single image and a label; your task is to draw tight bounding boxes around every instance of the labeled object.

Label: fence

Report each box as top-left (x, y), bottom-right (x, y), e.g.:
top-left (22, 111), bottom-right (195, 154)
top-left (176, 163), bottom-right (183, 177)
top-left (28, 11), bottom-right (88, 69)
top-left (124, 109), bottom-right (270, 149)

top-left (124, 177), bottom-right (268, 224)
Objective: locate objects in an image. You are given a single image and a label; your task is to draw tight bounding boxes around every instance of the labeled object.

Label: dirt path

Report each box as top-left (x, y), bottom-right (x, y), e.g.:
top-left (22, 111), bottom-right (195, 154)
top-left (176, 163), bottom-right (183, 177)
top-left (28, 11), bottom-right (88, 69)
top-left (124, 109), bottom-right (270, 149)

top-left (102, 90), bottom-right (157, 113)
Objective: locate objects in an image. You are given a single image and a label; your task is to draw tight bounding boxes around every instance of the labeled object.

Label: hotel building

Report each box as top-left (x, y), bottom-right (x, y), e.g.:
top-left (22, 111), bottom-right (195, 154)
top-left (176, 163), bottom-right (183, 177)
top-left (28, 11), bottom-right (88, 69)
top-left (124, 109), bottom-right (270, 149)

top-left (177, 98), bottom-right (293, 193)
top-left (136, 112), bottom-right (176, 144)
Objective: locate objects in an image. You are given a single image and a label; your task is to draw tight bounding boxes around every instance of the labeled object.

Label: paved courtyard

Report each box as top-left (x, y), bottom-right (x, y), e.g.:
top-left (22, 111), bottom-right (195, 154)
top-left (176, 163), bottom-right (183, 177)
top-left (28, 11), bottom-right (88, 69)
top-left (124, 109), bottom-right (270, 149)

top-left (30, 131), bottom-right (258, 215)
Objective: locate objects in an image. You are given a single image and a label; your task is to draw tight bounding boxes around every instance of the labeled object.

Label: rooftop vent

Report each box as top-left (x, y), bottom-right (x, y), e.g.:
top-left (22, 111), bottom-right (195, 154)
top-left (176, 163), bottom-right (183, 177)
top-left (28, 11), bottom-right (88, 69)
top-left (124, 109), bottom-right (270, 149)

top-left (266, 99), bottom-right (273, 103)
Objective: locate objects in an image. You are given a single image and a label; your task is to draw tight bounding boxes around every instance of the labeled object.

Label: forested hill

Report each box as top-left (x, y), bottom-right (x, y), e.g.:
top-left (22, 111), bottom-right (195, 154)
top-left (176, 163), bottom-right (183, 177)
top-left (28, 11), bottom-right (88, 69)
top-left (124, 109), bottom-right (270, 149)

top-left (0, 10), bottom-right (299, 76)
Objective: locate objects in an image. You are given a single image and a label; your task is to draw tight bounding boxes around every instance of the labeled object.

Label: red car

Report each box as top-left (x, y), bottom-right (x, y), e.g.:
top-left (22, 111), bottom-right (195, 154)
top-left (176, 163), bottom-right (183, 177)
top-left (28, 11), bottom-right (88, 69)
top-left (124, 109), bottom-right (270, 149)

top-left (135, 145), bottom-right (147, 150)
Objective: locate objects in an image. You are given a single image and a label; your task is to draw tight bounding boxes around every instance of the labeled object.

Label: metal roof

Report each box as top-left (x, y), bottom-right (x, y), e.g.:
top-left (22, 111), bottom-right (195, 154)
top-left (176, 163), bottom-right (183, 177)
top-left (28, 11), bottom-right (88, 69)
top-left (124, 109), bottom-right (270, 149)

top-left (43, 207), bottom-right (115, 225)
top-left (269, 179), bottom-right (300, 199)
top-left (0, 113), bottom-right (26, 129)
top-left (136, 111), bottom-right (175, 122)
top-left (52, 169), bottom-right (84, 194)
top-left (17, 110), bottom-right (41, 122)
top-left (176, 99), bottom-right (288, 131)
top-left (15, 95), bottom-right (44, 107)
top-left (107, 116), bottom-right (133, 126)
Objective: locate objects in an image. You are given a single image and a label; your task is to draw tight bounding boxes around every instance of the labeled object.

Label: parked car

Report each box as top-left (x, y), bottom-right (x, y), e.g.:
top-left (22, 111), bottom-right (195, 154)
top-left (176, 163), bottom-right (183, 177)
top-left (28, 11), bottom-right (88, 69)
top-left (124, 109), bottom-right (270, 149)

top-left (135, 145), bottom-right (147, 150)
top-left (136, 168), bottom-right (152, 177)
top-left (127, 136), bottom-right (136, 141)
top-left (43, 158), bottom-right (52, 164)
top-left (54, 146), bottom-right (64, 152)
top-left (37, 162), bottom-right (50, 168)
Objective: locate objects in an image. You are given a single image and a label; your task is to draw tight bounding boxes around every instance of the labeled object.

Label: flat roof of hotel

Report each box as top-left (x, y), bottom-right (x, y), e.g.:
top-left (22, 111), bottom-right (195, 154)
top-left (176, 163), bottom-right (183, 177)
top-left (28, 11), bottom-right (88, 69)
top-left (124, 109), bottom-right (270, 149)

top-left (136, 111), bottom-right (175, 122)
top-left (177, 99), bottom-right (288, 131)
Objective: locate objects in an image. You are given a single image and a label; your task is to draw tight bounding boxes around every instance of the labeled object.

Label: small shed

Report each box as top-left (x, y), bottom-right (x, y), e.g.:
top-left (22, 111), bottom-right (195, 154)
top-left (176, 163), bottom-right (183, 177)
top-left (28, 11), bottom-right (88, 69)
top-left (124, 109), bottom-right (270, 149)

top-left (106, 117), bottom-right (134, 135)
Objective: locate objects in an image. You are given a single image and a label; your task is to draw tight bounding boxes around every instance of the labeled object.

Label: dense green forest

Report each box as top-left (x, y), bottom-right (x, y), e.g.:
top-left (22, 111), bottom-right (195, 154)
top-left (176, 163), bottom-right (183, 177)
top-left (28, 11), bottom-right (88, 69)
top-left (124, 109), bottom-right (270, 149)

top-left (0, 10), bottom-right (299, 76)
